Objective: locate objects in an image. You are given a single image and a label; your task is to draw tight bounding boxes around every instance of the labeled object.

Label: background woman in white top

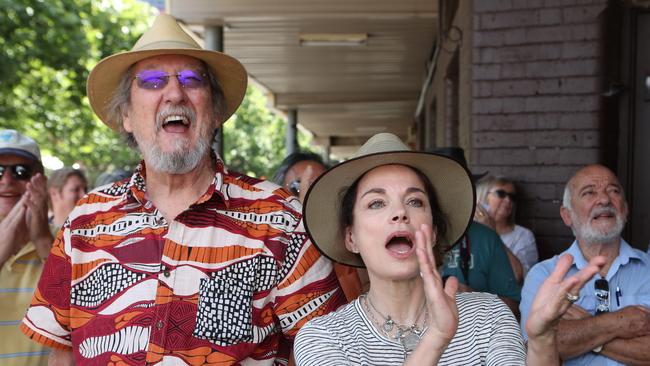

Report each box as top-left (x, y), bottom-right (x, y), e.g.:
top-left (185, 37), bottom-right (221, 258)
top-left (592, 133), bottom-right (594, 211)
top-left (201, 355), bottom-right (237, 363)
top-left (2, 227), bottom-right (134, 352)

top-left (476, 175), bottom-right (538, 280)
top-left (295, 133), bottom-right (604, 366)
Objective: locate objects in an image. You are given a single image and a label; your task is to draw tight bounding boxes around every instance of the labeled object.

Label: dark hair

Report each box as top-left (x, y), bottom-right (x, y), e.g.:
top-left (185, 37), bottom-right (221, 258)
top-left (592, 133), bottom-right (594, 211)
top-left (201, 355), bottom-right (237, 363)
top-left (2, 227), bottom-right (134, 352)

top-left (339, 164), bottom-right (449, 266)
top-left (273, 152), bottom-right (326, 186)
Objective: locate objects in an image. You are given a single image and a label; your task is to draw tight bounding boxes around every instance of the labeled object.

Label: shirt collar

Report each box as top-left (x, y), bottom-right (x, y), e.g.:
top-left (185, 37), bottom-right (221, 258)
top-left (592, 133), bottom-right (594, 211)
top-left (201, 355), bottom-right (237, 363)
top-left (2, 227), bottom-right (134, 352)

top-left (4, 241), bottom-right (36, 272)
top-left (125, 154), bottom-right (230, 208)
top-left (566, 238), bottom-right (645, 276)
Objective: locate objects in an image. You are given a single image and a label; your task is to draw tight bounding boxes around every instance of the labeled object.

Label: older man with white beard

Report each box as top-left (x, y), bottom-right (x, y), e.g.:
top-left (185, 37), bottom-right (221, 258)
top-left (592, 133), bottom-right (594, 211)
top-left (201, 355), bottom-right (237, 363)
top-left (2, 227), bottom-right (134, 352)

top-left (520, 164), bottom-right (650, 365)
top-left (20, 14), bottom-right (344, 366)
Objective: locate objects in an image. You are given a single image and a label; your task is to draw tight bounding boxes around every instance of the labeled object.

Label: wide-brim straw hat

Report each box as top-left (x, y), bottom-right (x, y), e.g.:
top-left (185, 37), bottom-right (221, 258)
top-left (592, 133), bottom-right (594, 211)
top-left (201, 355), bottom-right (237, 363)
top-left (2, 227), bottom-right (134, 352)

top-left (87, 14), bottom-right (248, 131)
top-left (303, 133), bottom-right (475, 268)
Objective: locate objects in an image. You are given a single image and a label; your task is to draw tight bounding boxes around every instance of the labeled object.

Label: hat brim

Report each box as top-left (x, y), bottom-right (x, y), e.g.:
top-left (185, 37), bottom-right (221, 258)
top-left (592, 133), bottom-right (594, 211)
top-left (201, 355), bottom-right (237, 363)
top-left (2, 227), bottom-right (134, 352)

top-left (0, 148), bottom-right (40, 163)
top-left (87, 48), bottom-right (248, 131)
top-left (303, 151), bottom-right (476, 268)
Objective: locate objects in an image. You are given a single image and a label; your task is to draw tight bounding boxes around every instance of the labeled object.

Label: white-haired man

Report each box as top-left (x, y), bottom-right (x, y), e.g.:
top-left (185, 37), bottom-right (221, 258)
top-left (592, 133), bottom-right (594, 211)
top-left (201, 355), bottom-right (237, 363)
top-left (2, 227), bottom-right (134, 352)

top-left (21, 14), bottom-right (344, 365)
top-left (520, 164), bottom-right (650, 365)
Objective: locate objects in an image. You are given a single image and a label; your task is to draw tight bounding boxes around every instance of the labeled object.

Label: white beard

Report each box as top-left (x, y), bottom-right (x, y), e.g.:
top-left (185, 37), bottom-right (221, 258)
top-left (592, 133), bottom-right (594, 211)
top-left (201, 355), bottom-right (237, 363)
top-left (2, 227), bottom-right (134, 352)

top-left (570, 206), bottom-right (626, 244)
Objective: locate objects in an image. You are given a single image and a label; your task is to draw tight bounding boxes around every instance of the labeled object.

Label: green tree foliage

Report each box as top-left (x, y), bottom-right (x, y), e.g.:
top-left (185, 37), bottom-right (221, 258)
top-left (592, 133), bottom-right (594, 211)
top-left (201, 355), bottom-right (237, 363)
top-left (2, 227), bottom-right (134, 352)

top-left (223, 86), bottom-right (316, 180)
top-left (1, 1), bottom-right (311, 183)
top-left (0, 0), bottom-right (155, 181)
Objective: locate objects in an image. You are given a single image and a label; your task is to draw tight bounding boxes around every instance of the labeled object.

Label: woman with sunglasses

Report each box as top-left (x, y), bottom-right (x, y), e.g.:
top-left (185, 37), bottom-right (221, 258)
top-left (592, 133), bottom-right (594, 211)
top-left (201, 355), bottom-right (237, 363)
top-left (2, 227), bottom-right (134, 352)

top-left (294, 133), bottom-right (604, 366)
top-left (476, 175), bottom-right (538, 281)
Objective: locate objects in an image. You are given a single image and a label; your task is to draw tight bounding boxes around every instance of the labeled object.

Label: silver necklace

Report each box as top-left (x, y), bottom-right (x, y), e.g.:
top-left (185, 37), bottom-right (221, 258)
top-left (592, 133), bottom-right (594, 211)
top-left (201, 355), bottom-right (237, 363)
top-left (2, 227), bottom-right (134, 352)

top-left (362, 293), bottom-right (428, 354)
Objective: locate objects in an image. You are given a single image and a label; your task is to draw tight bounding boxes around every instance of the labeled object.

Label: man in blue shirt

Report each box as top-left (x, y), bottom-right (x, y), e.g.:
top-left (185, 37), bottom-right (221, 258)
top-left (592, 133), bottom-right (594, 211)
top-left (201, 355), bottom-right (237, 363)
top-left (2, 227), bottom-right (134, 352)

top-left (520, 164), bottom-right (650, 365)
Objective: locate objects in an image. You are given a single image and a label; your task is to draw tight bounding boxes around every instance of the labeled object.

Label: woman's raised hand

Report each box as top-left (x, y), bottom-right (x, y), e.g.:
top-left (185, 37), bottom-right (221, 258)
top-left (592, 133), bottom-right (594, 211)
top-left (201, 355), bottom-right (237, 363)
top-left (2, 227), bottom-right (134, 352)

top-left (415, 223), bottom-right (458, 350)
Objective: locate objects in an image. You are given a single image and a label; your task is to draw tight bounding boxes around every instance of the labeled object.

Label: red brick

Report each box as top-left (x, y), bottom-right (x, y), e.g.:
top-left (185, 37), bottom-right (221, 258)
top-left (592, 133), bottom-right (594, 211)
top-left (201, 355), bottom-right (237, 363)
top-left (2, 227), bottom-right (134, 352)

top-left (534, 113), bottom-right (563, 129)
top-left (473, 64), bottom-right (502, 80)
top-left (559, 112), bottom-right (600, 129)
top-left (480, 10), bottom-right (541, 30)
top-left (512, 0), bottom-right (545, 9)
top-left (472, 165), bottom-right (581, 183)
top-left (473, 97), bottom-right (504, 114)
top-left (474, 147), bottom-right (601, 166)
top-left (473, 113), bottom-right (537, 131)
top-left (492, 44), bottom-right (562, 63)
top-left (525, 59), bottom-right (599, 77)
top-left (538, 8), bottom-right (562, 24)
top-left (473, 130), bottom-right (601, 148)
top-left (477, 47), bottom-right (497, 63)
top-left (525, 24), bottom-right (600, 43)
top-left (562, 5), bottom-right (606, 24)
top-left (522, 182), bottom-right (562, 200)
top-left (473, 81), bottom-right (493, 98)
top-left (562, 41), bottom-right (600, 58)
top-left (492, 80), bottom-right (539, 96)
top-left (473, 30), bottom-right (506, 47)
top-left (524, 95), bottom-right (599, 112)
top-left (501, 62), bottom-right (527, 78)
top-left (502, 97), bottom-right (527, 113)
top-left (474, 0), bottom-right (514, 13)
top-left (537, 77), bottom-right (600, 94)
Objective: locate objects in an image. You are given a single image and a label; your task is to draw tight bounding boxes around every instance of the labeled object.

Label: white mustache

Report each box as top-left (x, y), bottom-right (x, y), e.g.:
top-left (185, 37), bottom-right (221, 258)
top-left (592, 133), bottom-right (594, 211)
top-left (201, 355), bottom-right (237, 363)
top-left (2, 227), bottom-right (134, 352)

top-left (155, 105), bottom-right (196, 131)
top-left (591, 206), bottom-right (617, 219)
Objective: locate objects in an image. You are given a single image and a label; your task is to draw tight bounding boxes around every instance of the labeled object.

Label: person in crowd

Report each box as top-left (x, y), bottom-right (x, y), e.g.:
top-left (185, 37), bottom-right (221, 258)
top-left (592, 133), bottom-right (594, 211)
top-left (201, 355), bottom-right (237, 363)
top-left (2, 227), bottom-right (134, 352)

top-left (47, 167), bottom-right (87, 232)
top-left (430, 147), bottom-right (521, 316)
top-left (273, 151), bottom-right (327, 202)
top-left (0, 129), bottom-right (53, 365)
top-left (274, 151), bottom-right (365, 301)
top-left (520, 164), bottom-right (650, 365)
top-left (93, 168), bottom-right (131, 188)
top-left (294, 133), bottom-right (605, 365)
top-left (476, 175), bottom-right (538, 280)
top-left (21, 14), bottom-right (344, 365)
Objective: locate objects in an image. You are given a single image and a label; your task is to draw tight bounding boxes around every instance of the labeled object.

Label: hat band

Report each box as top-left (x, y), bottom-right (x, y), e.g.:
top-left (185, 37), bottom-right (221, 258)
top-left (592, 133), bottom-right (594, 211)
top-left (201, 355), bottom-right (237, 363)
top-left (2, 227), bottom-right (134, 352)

top-left (134, 40), bottom-right (201, 52)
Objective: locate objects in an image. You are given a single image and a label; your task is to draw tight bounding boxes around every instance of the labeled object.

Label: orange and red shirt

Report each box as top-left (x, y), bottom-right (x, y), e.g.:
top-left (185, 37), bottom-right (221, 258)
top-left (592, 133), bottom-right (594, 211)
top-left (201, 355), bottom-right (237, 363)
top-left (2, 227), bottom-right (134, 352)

top-left (21, 159), bottom-right (344, 365)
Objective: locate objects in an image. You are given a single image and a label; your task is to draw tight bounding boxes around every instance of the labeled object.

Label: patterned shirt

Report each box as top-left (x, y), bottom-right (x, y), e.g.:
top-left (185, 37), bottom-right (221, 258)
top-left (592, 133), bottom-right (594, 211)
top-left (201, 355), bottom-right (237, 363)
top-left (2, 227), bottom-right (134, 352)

top-left (0, 242), bottom-right (49, 365)
top-left (21, 159), bottom-right (345, 365)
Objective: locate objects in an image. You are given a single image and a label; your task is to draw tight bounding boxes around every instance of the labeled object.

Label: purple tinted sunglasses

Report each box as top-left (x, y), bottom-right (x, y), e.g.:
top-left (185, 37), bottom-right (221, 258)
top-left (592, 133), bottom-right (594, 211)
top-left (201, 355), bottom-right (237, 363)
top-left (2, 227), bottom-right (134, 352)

top-left (135, 69), bottom-right (208, 90)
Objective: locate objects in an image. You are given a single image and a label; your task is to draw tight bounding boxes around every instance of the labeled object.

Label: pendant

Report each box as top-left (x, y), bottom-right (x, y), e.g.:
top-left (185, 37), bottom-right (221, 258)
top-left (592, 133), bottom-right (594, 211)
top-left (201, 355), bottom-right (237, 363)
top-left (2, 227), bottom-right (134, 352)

top-left (400, 329), bottom-right (421, 352)
top-left (383, 317), bottom-right (394, 332)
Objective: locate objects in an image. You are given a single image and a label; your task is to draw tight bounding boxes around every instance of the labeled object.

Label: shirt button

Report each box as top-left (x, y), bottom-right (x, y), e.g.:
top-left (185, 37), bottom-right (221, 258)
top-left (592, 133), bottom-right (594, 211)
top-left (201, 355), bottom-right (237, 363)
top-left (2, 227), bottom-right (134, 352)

top-left (156, 321), bottom-right (164, 330)
top-left (163, 270), bottom-right (171, 277)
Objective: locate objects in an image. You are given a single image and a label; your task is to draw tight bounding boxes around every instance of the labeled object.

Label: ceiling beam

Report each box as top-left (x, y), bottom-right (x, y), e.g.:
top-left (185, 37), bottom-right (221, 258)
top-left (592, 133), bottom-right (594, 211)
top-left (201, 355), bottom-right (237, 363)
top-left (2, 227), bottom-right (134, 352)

top-left (271, 91), bottom-right (419, 108)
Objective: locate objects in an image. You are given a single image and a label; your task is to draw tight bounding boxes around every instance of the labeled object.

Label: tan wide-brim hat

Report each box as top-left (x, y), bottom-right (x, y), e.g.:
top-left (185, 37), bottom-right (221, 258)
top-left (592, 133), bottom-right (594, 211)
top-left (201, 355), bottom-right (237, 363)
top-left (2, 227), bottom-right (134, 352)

top-left (87, 14), bottom-right (248, 131)
top-left (303, 133), bottom-right (475, 268)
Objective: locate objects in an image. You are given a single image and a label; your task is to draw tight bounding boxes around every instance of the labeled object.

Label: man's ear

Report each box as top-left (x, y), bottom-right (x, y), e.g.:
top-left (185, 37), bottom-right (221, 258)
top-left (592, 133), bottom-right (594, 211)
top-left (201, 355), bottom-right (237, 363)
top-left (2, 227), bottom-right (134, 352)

top-left (122, 109), bottom-right (133, 133)
top-left (344, 227), bottom-right (359, 253)
top-left (560, 206), bottom-right (573, 227)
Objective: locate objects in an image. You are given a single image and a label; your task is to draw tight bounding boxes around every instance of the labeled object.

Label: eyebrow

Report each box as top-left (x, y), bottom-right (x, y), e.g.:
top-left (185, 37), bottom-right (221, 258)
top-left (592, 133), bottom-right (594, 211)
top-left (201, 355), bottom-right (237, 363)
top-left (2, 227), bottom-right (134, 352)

top-left (360, 186), bottom-right (426, 199)
top-left (578, 183), bottom-right (622, 194)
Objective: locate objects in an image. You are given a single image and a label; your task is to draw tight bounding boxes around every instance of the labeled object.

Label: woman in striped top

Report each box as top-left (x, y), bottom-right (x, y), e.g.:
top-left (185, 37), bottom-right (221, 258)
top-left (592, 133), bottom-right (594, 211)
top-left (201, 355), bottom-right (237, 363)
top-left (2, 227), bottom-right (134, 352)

top-left (296, 133), bottom-right (604, 366)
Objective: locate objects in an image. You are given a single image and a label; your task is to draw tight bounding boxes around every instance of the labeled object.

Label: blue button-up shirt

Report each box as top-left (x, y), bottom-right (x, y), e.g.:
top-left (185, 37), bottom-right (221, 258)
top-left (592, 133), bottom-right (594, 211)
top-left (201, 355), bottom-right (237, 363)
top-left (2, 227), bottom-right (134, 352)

top-left (520, 239), bottom-right (650, 366)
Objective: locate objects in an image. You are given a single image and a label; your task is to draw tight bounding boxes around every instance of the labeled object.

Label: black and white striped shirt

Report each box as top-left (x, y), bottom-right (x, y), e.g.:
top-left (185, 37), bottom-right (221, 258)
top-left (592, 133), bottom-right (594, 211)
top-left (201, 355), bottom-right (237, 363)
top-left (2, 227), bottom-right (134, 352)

top-left (295, 292), bottom-right (525, 365)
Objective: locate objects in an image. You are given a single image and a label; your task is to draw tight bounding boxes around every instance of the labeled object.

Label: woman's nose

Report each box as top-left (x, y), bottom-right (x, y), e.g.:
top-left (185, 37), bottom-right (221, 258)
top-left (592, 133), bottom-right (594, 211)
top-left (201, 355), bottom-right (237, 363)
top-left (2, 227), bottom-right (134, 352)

top-left (391, 207), bottom-right (409, 223)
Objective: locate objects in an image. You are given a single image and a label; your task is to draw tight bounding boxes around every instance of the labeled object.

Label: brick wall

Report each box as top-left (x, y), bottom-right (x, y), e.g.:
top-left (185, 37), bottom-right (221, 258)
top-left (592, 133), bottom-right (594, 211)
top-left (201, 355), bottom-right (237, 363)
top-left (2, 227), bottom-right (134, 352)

top-left (470, 0), bottom-right (609, 259)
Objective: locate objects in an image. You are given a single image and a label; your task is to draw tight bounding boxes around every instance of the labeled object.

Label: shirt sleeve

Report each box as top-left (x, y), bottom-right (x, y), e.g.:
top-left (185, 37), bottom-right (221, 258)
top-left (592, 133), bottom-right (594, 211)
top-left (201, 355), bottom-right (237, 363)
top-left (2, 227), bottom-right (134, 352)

top-left (20, 226), bottom-right (72, 349)
top-left (512, 226), bottom-right (539, 275)
top-left (519, 260), bottom-right (554, 340)
top-left (486, 297), bottom-right (526, 366)
top-left (294, 320), bottom-right (350, 366)
top-left (273, 218), bottom-right (346, 342)
top-left (486, 230), bottom-right (522, 302)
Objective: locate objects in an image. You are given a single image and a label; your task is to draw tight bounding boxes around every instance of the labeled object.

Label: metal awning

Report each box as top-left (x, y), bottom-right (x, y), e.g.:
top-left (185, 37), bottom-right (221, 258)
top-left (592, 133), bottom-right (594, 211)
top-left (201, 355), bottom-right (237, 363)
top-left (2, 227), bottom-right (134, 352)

top-left (168, 0), bottom-right (437, 157)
